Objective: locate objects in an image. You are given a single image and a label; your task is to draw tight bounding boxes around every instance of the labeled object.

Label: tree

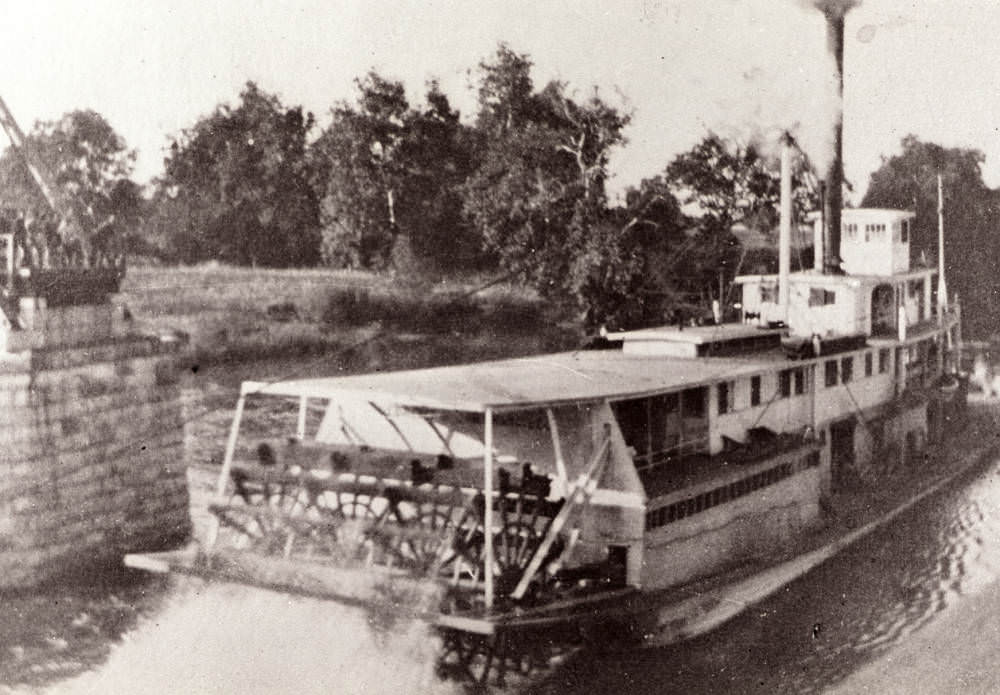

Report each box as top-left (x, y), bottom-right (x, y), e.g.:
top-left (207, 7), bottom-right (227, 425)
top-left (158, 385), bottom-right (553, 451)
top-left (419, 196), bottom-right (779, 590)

top-left (0, 109), bottom-right (139, 266)
top-left (312, 74), bottom-right (479, 271)
top-left (863, 135), bottom-right (1000, 337)
top-left (156, 82), bottom-right (321, 266)
top-left (578, 176), bottom-right (688, 329)
top-left (665, 133), bottom-right (818, 307)
top-left (460, 45), bottom-right (632, 318)
top-left (312, 72), bottom-right (410, 268)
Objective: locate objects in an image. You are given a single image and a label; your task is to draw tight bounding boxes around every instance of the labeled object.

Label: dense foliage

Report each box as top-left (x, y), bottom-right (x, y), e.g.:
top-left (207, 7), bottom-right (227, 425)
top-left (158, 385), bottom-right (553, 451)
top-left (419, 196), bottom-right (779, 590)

top-left (13, 45), bottom-right (982, 333)
top-left (152, 82), bottom-right (320, 266)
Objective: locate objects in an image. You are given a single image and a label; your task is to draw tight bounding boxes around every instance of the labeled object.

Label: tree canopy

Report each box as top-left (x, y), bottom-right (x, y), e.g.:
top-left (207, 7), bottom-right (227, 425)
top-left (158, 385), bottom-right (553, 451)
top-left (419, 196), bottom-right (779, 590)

top-left (20, 46), bottom-right (996, 338)
top-left (460, 45), bottom-right (635, 322)
top-left (311, 73), bottom-right (479, 270)
top-left (154, 81), bottom-right (321, 266)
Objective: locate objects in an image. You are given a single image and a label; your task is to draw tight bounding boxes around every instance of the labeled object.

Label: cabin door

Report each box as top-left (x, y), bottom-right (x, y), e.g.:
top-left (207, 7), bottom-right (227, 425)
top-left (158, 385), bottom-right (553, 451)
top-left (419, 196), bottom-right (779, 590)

top-left (829, 418), bottom-right (855, 489)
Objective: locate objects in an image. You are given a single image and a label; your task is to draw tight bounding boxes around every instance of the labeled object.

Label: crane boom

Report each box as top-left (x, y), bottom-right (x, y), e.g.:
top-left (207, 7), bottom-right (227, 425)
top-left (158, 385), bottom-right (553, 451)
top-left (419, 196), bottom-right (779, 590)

top-left (0, 96), bottom-right (65, 218)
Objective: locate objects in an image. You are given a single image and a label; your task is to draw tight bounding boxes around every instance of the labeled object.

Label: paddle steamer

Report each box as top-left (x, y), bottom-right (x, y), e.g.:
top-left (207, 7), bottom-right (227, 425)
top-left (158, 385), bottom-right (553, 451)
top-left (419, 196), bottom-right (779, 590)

top-left (128, 191), bottom-right (965, 686)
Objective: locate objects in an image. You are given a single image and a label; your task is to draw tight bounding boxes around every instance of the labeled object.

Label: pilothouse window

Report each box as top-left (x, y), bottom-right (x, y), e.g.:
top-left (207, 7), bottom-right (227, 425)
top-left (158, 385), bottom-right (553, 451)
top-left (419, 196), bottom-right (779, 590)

top-left (809, 288), bottom-right (837, 307)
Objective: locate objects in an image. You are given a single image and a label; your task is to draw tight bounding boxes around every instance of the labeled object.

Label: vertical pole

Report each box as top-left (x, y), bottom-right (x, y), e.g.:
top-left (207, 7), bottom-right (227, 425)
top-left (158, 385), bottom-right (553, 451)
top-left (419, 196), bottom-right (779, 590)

top-left (217, 391), bottom-right (247, 498)
top-left (483, 408), bottom-right (494, 610)
top-left (937, 175), bottom-right (948, 313)
top-left (297, 396), bottom-right (308, 440)
top-left (814, 184), bottom-right (826, 272)
top-left (2, 233), bottom-right (12, 292)
top-left (545, 408), bottom-right (568, 485)
top-left (779, 134), bottom-right (793, 321)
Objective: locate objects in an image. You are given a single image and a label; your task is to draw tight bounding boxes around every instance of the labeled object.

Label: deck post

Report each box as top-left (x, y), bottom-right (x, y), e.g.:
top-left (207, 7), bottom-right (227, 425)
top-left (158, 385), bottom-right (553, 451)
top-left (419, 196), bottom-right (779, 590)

top-left (484, 407), bottom-right (495, 610)
top-left (297, 396), bottom-right (308, 440)
top-left (545, 408), bottom-right (568, 485)
top-left (217, 390), bottom-right (247, 498)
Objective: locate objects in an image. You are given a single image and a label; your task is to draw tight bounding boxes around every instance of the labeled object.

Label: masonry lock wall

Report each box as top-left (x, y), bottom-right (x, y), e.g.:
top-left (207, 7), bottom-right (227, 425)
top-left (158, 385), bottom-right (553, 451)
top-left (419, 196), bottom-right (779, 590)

top-left (0, 294), bottom-right (190, 588)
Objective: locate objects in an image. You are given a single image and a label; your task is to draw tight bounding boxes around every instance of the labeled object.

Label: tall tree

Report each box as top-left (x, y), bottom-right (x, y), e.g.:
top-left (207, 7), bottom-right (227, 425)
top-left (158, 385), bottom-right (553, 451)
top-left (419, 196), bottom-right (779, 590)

top-left (312, 74), bottom-right (479, 270)
top-left (312, 72), bottom-right (410, 268)
top-left (156, 81), bottom-right (321, 266)
top-left (665, 133), bottom-right (818, 306)
top-left (580, 176), bottom-right (688, 329)
top-left (0, 109), bottom-right (139, 266)
top-left (863, 134), bottom-right (1000, 337)
top-left (396, 81), bottom-right (480, 268)
top-left (460, 44), bottom-right (631, 318)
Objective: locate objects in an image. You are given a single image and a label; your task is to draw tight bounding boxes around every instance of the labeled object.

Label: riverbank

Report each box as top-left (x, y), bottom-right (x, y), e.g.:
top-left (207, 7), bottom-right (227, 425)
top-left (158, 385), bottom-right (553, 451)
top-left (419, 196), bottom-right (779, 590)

top-left (120, 265), bottom-right (580, 368)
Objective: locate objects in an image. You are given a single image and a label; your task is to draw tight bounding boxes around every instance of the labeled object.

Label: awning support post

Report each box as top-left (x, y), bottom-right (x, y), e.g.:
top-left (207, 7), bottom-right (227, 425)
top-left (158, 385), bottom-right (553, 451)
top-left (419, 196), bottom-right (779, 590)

top-left (217, 390), bottom-right (247, 498)
top-left (484, 407), bottom-right (495, 610)
top-left (297, 396), bottom-right (308, 440)
top-left (545, 408), bottom-right (568, 485)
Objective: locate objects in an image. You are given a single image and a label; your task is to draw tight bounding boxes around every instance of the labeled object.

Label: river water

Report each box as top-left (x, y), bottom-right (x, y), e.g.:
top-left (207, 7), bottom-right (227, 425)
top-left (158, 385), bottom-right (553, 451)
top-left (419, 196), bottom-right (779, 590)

top-left (3, 361), bottom-right (1000, 694)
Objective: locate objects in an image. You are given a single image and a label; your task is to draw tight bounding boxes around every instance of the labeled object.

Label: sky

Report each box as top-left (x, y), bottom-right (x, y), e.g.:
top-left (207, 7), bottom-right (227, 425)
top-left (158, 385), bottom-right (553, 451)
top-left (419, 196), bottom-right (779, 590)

top-left (1, 0), bottom-right (999, 202)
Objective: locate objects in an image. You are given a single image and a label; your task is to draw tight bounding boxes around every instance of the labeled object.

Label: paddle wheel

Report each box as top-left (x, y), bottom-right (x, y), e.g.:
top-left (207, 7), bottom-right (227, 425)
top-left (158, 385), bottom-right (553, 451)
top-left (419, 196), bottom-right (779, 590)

top-left (209, 464), bottom-right (566, 602)
top-left (202, 435), bottom-right (619, 688)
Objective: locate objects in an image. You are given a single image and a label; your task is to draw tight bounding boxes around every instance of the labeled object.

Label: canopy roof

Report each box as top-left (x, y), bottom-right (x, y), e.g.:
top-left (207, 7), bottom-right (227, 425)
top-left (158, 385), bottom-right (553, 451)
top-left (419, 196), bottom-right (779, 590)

top-left (242, 349), bottom-right (787, 413)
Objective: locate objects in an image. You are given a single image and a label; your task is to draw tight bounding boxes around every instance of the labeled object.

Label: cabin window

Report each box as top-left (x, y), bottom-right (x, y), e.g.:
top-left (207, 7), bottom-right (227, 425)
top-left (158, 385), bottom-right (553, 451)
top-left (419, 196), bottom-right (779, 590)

top-left (750, 375), bottom-right (762, 407)
top-left (717, 382), bottom-right (734, 415)
top-left (879, 348), bottom-right (890, 374)
top-left (809, 288), bottom-right (836, 307)
top-left (779, 369), bottom-right (792, 398)
top-left (901, 219), bottom-right (910, 242)
top-left (825, 360), bottom-right (838, 387)
top-left (760, 282), bottom-right (778, 303)
top-left (865, 352), bottom-right (873, 377)
top-left (841, 356), bottom-right (853, 384)
top-left (794, 368), bottom-right (806, 395)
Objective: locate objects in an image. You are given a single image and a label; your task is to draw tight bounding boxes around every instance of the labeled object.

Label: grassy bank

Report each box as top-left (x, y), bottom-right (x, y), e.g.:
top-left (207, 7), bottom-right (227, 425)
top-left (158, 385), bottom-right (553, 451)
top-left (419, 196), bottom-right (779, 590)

top-left (120, 264), bottom-right (582, 369)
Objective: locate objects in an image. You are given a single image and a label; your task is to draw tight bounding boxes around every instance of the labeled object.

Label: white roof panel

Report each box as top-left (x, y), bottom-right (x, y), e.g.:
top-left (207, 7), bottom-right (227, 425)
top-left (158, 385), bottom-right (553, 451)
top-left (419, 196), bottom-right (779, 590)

top-left (242, 349), bottom-right (787, 412)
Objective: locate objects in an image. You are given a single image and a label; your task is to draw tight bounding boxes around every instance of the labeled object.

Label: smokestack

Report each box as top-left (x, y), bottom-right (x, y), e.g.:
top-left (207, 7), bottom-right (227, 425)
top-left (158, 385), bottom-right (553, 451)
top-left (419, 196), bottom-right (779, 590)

top-left (821, 3), bottom-right (848, 273)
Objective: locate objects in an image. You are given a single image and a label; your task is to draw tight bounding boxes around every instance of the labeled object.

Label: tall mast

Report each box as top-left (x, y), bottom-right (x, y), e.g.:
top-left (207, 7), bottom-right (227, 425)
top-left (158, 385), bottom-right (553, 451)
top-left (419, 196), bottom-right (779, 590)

top-left (937, 174), bottom-right (947, 311)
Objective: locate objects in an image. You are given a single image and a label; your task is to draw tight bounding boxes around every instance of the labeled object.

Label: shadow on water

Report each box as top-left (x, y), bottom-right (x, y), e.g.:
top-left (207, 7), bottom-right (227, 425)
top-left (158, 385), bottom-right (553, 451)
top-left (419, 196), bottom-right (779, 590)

top-left (0, 566), bottom-right (170, 690)
top-left (529, 457), bottom-right (1000, 695)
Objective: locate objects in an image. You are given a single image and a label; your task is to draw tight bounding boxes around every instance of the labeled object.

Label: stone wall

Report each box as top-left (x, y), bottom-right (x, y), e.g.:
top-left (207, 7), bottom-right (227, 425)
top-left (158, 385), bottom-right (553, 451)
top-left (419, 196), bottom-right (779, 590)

top-left (0, 295), bottom-right (191, 588)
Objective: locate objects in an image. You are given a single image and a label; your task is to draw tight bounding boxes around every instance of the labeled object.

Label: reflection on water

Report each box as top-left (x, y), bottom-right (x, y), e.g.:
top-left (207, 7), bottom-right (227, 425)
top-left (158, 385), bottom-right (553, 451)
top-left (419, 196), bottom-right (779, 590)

top-left (3, 572), bottom-right (461, 695)
top-left (530, 457), bottom-right (1000, 695)
top-left (48, 577), bottom-right (460, 695)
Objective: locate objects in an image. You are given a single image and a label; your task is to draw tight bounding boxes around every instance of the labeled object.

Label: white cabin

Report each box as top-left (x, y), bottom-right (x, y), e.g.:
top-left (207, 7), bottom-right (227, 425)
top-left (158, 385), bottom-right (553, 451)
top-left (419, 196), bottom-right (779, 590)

top-left (736, 208), bottom-right (950, 343)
